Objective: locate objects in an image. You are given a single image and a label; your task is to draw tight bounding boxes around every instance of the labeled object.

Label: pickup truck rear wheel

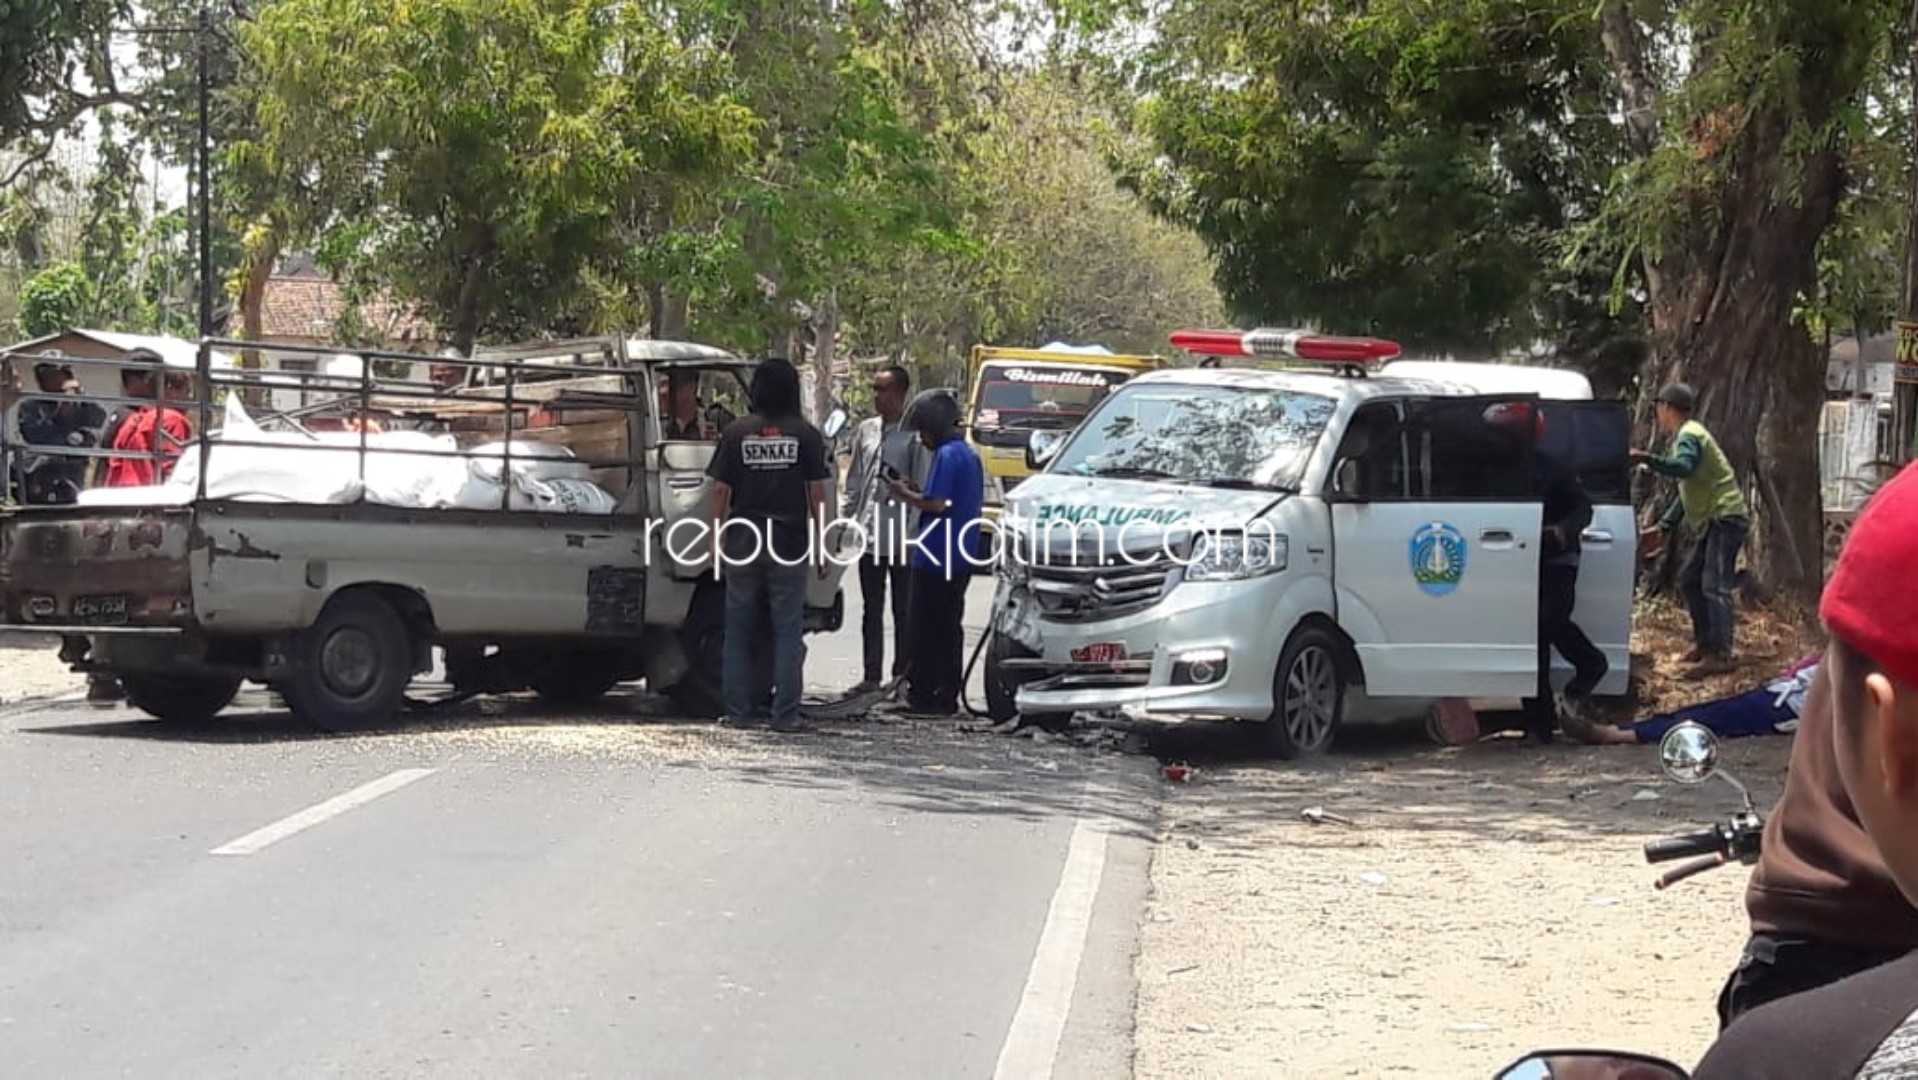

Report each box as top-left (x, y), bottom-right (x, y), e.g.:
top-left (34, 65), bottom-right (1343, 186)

top-left (1266, 626), bottom-right (1345, 759)
top-left (984, 634), bottom-right (1071, 732)
top-left (282, 593), bottom-right (414, 732)
top-left (122, 673), bottom-right (242, 724)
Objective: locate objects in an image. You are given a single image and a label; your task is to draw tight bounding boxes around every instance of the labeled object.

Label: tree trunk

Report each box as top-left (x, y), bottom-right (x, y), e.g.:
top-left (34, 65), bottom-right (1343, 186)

top-left (657, 288), bottom-right (689, 340)
top-left (1894, 0), bottom-right (1918, 464)
top-left (811, 289), bottom-right (838, 424)
top-left (1636, 130), bottom-right (1846, 609)
top-left (237, 228), bottom-right (280, 372)
top-left (1600, 4), bottom-right (1854, 610)
top-left (450, 236), bottom-right (494, 357)
top-left (234, 225), bottom-right (281, 410)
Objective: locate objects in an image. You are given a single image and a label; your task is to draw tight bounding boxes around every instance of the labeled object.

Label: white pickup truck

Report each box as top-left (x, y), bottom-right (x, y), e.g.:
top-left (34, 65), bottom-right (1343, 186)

top-left (981, 333), bottom-right (1634, 756)
top-left (0, 335), bottom-right (851, 730)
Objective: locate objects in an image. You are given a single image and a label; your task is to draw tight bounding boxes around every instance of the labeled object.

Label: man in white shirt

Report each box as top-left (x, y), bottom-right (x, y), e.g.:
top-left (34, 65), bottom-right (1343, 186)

top-left (842, 364), bottom-right (926, 695)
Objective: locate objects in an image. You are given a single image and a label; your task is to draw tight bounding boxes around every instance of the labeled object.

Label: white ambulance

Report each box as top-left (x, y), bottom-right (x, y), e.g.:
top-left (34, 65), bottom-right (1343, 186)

top-left (981, 328), bottom-right (1635, 756)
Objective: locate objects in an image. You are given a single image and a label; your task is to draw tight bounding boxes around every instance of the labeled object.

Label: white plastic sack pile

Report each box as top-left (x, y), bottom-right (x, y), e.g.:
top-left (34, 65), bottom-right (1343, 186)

top-left (77, 397), bottom-right (619, 514)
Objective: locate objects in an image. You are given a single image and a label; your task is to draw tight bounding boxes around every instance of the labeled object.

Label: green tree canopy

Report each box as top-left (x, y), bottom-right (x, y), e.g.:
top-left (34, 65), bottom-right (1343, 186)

top-left (234, 0), bottom-right (758, 351)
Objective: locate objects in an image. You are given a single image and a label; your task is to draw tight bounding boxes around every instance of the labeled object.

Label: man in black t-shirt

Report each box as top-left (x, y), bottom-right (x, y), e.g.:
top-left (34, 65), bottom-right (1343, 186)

top-left (705, 358), bottom-right (831, 733)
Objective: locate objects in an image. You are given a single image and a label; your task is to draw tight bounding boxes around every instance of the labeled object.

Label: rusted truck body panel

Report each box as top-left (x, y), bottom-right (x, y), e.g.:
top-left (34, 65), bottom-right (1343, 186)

top-left (1, 506), bottom-right (199, 630)
top-left (1, 502), bottom-right (658, 638)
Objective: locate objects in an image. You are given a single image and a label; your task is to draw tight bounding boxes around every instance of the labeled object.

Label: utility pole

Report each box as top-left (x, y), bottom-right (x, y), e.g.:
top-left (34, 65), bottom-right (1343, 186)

top-left (196, 0), bottom-right (214, 339)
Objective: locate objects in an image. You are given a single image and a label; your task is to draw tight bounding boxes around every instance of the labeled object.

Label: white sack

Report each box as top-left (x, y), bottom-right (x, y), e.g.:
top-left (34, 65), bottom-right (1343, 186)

top-left (513, 475), bottom-right (619, 514)
top-left (465, 440), bottom-right (591, 484)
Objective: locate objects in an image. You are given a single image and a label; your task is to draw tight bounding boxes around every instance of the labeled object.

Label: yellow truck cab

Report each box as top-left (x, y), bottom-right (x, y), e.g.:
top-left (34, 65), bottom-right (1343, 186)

top-left (966, 343), bottom-right (1167, 526)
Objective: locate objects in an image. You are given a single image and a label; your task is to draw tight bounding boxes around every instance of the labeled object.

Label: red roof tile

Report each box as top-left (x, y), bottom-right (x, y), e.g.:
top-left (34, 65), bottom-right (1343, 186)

top-left (258, 276), bottom-right (438, 343)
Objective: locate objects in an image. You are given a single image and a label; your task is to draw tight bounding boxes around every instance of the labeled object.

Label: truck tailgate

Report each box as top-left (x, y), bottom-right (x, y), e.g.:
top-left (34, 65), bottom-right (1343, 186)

top-left (0, 506), bottom-right (196, 629)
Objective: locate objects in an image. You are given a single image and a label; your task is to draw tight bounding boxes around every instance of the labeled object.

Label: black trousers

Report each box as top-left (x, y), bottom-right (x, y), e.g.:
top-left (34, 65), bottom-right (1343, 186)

top-left (1522, 562), bottom-right (1608, 732)
top-left (906, 567), bottom-right (967, 713)
top-left (1716, 933), bottom-right (1909, 1030)
top-left (858, 555), bottom-right (913, 684)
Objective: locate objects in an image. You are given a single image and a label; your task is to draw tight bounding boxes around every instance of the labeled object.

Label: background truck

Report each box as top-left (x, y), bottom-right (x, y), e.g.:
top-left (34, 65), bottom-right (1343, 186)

top-left (964, 343), bottom-right (1167, 526)
top-left (0, 336), bottom-right (851, 731)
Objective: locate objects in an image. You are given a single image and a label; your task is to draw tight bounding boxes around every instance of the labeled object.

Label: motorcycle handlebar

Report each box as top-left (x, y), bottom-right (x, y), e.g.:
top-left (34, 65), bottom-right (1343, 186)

top-left (1644, 828), bottom-right (1725, 864)
top-left (1656, 854), bottom-right (1729, 889)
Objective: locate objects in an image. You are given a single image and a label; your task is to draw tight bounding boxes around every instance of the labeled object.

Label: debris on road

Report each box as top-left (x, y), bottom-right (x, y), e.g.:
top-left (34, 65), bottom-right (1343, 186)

top-left (1300, 805), bottom-right (1357, 827)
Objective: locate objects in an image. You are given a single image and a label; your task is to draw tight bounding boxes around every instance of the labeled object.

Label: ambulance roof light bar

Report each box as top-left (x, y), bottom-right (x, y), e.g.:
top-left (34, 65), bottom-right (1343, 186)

top-left (1168, 328), bottom-right (1402, 376)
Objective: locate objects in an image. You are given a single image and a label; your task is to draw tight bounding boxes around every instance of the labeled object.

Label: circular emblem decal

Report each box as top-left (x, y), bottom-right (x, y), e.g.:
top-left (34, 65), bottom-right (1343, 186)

top-left (1409, 522), bottom-right (1467, 596)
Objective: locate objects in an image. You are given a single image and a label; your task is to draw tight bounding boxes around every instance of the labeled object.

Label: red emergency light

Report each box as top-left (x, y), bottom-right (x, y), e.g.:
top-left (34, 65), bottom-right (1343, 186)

top-left (1168, 328), bottom-right (1402, 369)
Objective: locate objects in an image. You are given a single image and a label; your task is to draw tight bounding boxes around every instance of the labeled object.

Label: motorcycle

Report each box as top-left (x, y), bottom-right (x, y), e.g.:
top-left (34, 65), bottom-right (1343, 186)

top-left (1639, 720), bottom-right (1765, 888)
top-left (1491, 721), bottom-right (1761, 1079)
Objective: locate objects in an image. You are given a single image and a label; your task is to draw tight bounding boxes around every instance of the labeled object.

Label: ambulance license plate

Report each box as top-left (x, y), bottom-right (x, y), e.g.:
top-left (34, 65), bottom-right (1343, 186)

top-left (1071, 642), bottom-right (1127, 663)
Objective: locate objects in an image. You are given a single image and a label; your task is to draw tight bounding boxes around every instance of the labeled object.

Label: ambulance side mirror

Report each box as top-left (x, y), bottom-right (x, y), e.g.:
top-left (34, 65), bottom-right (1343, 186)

top-left (1328, 458), bottom-right (1361, 502)
top-left (1027, 430), bottom-right (1066, 471)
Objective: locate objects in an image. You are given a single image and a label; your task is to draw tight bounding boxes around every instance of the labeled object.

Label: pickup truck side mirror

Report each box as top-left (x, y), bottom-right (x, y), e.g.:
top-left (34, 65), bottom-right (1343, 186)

top-left (1026, 430), bottom-right (1066, 471)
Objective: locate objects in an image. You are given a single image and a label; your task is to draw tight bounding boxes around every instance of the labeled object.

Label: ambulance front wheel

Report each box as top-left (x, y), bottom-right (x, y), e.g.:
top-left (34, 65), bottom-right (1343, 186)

top-left (984, 634), bottom-right (1071, 732)
top-left (1267, 625), bottom-right (1346, 759)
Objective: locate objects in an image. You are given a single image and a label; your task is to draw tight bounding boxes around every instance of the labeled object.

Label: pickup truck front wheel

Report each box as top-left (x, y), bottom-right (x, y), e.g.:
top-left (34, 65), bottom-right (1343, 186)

top-left (122, 673), bottom-right (242, 725)
top-left (282, 593), bottom-right (414, 732)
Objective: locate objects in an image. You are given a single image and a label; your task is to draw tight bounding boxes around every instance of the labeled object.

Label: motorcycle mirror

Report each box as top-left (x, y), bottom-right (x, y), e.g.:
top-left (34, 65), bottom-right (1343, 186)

top-left (1496, 1049), bottom-right (1689, 1080)
top-left (1658, 720), bottom-right (1720, 784)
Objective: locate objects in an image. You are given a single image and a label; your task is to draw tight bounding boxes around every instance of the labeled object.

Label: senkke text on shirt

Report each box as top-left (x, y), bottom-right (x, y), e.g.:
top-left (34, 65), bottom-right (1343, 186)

top-left (741, 434), bottom-right (800, 467)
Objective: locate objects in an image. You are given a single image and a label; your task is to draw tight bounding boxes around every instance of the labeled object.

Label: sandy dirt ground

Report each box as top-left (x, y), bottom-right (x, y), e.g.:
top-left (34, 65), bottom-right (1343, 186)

top-left (0, 633), bottom-right (83, 705)
top-left (1130, 600), bottom-right (1816, 1078)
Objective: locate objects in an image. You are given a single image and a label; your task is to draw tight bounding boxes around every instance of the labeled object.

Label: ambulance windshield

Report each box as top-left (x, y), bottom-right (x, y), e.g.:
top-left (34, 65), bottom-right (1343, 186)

top-left (1050, 383), bottom-right (1338, 491)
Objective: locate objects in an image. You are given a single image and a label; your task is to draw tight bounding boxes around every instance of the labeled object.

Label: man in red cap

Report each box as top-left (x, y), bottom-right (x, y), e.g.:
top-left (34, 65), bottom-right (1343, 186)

top-left (1484, 400), bottom-right (1608, 742)
top-left (1692, 463), bottom-right (1918, 1076)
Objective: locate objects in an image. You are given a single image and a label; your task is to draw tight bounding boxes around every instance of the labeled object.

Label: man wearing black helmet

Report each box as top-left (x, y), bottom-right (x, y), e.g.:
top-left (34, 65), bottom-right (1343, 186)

top-left (887, 388), bottom-right (985, 718)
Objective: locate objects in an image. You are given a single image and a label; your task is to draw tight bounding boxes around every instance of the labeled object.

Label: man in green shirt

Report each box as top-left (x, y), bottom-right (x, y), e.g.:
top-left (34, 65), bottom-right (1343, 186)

top-left (1632, 383), bottom-right (1751, 674)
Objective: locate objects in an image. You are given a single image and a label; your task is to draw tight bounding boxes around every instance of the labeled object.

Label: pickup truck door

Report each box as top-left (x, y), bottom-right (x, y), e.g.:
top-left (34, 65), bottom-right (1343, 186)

top-left (1328, 394), bottom-right (1543, 698)
top-left (1537, 400), bottom-right (1635, 696)
top-left (655, 439), bottom-right (718, 580)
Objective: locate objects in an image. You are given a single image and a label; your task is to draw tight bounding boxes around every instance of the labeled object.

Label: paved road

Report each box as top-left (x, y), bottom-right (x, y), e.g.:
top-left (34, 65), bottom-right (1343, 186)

top-left (0, 579), bottom-right (1158, 1078)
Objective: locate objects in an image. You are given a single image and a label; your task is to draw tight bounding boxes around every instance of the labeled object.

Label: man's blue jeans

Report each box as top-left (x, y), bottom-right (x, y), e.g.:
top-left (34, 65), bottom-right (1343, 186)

top-left (1679, 515), bottom-right (1749, 658)
top-left (723, 551), bottom-right (808, 725)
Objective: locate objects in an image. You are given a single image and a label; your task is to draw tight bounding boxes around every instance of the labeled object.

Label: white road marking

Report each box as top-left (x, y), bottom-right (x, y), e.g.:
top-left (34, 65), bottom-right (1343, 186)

top-left (994, 817), bottom-right (1111, 1080)
top-left (209, 768), bottom-right (436, 856)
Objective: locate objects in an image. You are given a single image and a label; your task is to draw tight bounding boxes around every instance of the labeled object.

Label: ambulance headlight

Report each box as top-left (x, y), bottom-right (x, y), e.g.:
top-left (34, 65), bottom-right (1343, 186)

top-left (1184, 531), bottom-right (1288, 582)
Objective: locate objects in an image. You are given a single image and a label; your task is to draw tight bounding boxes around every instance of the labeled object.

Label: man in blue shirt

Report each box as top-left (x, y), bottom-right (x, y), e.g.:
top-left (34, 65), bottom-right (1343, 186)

top-left (887, 389), bottom-right (985, 717)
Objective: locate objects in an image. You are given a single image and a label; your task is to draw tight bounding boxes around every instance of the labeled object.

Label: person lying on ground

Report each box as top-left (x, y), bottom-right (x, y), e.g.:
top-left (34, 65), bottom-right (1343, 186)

top-left (1565, 654), bottom-right (1818, 746)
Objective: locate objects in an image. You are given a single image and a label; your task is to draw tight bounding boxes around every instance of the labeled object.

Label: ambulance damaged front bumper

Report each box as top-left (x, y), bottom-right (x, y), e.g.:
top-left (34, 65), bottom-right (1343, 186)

top-left (988, 530), bottom-right (1290, 722)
